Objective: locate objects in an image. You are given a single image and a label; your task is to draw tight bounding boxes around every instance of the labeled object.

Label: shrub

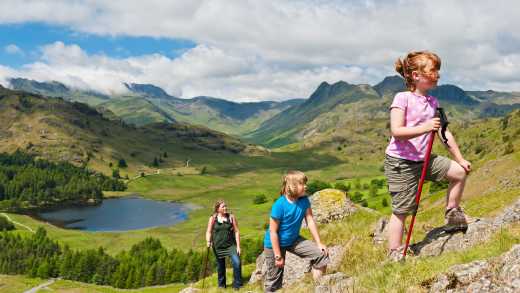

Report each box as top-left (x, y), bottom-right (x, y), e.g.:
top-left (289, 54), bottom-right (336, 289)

top-left (350, 191), bottom-right (363, 203)
top-left (306, 180), bottom-right (332, 194)
top-left (112, 169), bottom-right (120, 179)
top-left (334, 182), bottom-right (350, 192)
top-left (0, 216), bottom-right (15, 231)
top-left (253, 194), bottom-right (268, 205)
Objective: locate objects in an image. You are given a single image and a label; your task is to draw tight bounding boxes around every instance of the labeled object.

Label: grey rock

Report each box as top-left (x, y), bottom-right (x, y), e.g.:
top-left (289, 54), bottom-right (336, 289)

top-left (249, 245), bottom-right (347, 286)
top-left (428, 244), bottom-right (520, 292)
top-left (315, 272), bottom-right (354, 293)
top-left (371, 217), bottom-right (389, 245)
top-left (412, 199), bottom-right (520, 257)
top-left (309, 189), bottom-right (357, 224)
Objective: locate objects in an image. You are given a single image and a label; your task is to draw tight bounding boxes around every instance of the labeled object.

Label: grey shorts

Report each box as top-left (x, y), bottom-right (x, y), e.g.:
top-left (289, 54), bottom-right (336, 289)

top-left (263, 237), bottom-right (329, 292)
top-left (384, 154), bottom-right (451, 215)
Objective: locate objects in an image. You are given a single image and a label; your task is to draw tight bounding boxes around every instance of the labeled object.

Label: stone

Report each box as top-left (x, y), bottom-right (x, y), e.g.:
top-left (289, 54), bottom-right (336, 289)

top-left (412, 199), bottom-right (520, 257)
top-left (249, 245), bottom-right (347, 286)
top-left (315, 272), bottom-right (354, 293)
top-left (371, 217), bottom-right (389, 245)
top-left (309, 189), bottom-right (357, 224)
top-left (427, 245), bottom-right (520, 292)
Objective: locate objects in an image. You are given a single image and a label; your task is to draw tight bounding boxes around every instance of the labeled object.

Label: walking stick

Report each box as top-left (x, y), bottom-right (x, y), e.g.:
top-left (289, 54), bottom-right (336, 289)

top-left (201, 246), bottom-right (210, 290)
top-left (403, 108), bottom-right (449, 258)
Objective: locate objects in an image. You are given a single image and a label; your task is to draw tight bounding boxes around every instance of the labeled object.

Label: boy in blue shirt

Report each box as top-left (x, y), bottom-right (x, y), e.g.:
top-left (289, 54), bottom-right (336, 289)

top-left (263, 170), bottom-right (329, 292)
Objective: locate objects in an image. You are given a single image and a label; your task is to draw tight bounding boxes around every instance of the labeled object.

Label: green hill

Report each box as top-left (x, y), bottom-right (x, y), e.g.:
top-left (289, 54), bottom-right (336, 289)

top-left (8, 78), bottom-right (304, 135)
top-left (0, 85), bottom-right (271, 178)
top-left (246, 76), bottom-right (520, 152)
top-left (8, 77), bottom-right (111, 105)
top-left (245, 81), bottom-right (381, 147)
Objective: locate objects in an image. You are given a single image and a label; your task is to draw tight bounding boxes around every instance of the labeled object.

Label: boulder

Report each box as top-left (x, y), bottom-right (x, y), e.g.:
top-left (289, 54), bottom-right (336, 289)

top-left (427, 244), bottom-right (520, 292)
top-left (412, 198), bottom-right (520, 257)
top-left (315, 272), bottom-right (355, 293)
top-left (249, 245), bottom-right (347, 286)
top-left (370, 196), bottom-right (520, 256)
top-left (309, 189), bottom-right (357, 224)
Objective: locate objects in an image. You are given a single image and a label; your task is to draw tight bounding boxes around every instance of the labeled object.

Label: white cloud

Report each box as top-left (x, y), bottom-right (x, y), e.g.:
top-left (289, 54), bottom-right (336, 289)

top-left (0, 0), bottom-right (520, 98)
top-left (0, 41), bottom-right (376, 101)
top-left (4, 44), bottom-right (23, 55)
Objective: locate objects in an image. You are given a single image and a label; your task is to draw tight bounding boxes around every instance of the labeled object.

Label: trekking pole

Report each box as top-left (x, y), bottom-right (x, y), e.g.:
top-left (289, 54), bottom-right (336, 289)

top-left (402, 131), bottom-right (435, 258)
top-left (201, 246), bottom-right (210, 290)
top-left (402, 107), bottom-right (448, 259)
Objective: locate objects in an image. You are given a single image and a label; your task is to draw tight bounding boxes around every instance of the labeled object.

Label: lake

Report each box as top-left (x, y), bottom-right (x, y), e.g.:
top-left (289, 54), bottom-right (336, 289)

top-left (36, 196), bottom-right (190, 232)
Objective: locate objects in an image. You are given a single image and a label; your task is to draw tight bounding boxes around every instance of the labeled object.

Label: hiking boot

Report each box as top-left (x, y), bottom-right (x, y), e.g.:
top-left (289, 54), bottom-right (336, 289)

top-left (445, 207), bottom-right (476, 232)
top-left (388, 248), bottom-right (404, 262)
top-left (387, 245), bottom-right (414, 262)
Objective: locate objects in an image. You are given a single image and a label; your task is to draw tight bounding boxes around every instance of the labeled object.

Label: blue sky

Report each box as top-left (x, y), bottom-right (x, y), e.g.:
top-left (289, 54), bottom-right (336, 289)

top-left (0, 1), bottom-right (518, 101)
top-left (0, 23), bottom-right (196, 68)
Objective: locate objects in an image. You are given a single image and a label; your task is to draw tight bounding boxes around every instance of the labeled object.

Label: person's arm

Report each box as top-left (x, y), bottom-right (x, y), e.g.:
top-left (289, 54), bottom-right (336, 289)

top-left (442, 129), bottom-right (471, 172)
top-left (231, 215), bottom-right (241, 255)
top-left (269, 217), bottom-right (284, 268)
top-left (304, 208), bottom-right (328, 255)
top-left (390, 108), bottom-right (441, 140)
top-left (205, 216), bottom-right (214, 248)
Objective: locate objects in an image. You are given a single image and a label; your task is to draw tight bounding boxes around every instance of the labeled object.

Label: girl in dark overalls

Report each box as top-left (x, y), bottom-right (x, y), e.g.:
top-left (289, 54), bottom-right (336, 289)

top-left (205, 199), bottom-right (242, 290)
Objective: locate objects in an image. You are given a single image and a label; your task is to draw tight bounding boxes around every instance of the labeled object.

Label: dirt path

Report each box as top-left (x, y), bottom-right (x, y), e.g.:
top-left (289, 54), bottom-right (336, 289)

top-left (1, 213), bottom-right (34, 233)
top-left (24, 278), bottom-right (56, 293)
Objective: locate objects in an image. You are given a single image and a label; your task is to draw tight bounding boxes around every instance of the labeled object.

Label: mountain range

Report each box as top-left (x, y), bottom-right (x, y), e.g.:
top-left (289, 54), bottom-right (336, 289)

top-left (6, 76), bottom-right (520, 152)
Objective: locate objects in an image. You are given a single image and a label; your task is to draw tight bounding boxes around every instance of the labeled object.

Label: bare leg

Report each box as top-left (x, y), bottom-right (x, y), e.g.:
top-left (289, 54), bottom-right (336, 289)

top-left (312, 266), bottom-right (326, 281)
top-left (444, 161), bottom-right (467, 210)
top-left (388, 213), bottom-right (407, 250)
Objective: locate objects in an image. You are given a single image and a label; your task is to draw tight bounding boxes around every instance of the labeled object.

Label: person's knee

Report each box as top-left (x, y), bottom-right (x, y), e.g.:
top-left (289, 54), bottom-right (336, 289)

top-left (448, 163), bottom-right (466, 182)
top-left (391, 213), bottom-right (407, 222)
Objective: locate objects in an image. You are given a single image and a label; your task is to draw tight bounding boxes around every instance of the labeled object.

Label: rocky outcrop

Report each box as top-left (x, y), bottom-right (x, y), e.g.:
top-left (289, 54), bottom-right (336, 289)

top-left (427, 244), bottom-right (520, 292)
top-left (249, 189), bottom-right (357, 287)
top-left (309, 189), bottom-right (357, 224)
top-left (315, 272), bottom-right (355, 293)
top-left (369, 199), bottom-right (520, 257)
top-left (249, 245), bottom-right (347, 286)
top-left (371, 217), bottom-right (389, 245)
top-left (412, 198), bottom-right (520, 257)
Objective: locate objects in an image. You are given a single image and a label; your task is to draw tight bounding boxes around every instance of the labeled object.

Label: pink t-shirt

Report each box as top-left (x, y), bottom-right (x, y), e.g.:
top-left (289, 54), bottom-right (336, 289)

top-left (385, 91), bottom-right (439, 161)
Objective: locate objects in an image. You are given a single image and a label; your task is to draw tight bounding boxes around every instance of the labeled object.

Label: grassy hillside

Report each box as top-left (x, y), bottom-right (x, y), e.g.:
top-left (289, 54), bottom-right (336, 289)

top-left (9, 78), bottom-right (304, 136)
top-left (0, 85), bottom-right (276, 179)
top-left (1, 84), bottom-right (519, 292)
top-left (247, 76), bottom-right (520, 154)
top-left (246, 81), bottom-right (381, 147)
top-left (8, 77), bottom-right (111, 105)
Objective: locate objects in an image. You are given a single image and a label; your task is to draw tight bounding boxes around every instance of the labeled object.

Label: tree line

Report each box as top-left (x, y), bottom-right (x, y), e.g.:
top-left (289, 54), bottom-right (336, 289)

top-left (0, 150), bottom-right (126, 211)
top-left (0, 227), bottom-right (263, 288)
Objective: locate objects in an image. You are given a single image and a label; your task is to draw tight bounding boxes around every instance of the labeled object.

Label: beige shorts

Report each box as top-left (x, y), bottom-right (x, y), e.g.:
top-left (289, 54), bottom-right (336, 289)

top-left (384, 154), bottom-right (451, 215)
top-left (263, 237), bottom-right (329, 292)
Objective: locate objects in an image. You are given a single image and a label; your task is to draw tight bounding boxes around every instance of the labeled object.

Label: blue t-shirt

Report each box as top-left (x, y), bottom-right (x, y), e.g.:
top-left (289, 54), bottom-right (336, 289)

top-left (264, 195), bottom-right (311, 248)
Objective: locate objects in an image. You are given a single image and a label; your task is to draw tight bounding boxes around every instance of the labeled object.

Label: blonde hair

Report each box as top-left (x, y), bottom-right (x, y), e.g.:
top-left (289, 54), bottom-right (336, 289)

top-left (395, 51), bottom-right (441, 91)
top-left (279, 170), bottom-right (308, 198)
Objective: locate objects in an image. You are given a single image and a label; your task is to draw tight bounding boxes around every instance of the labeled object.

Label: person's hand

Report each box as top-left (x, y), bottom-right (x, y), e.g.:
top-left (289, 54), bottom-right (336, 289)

top-left (206, 241), bottom-right (212, 248)
top-left (275, 257), bottom-right (284, 268)
top-left (457, 159), bottom-right (472, 173)
top-left (236, 246), bottom-right (241, 256)
top-left (423, 117), bottom-right (441, 132)
top-left (318, 242), bottom-right (328, 256)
